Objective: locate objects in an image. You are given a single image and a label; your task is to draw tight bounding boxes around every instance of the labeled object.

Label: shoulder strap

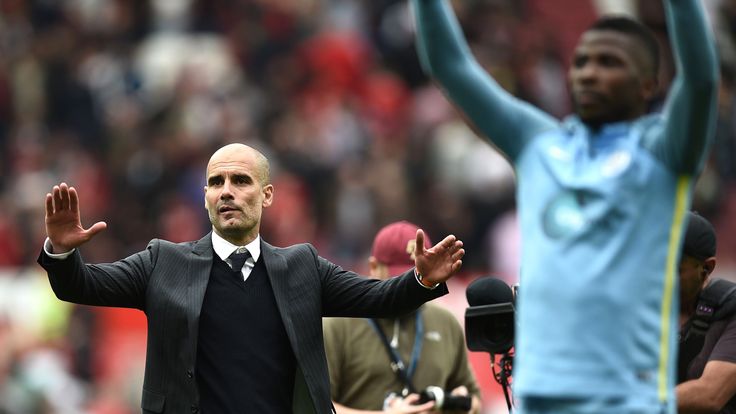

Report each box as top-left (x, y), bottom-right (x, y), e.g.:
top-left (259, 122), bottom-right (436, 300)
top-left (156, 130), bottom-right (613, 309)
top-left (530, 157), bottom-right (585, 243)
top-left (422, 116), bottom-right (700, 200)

top-left (367, 318), bottom-right (418, 395)
top-left (678, 278), bottom-right (736, 382)
top-left (705, 279), bottom-right (736, 320)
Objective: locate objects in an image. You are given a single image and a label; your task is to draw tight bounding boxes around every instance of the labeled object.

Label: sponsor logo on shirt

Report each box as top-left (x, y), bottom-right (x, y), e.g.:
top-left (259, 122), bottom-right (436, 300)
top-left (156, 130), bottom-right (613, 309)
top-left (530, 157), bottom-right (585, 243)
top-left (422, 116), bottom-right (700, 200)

top-left (601, 150), bottom-right (632, 178)
top-left (542, 191), bottom-right (586, 239)
top-left (548, 145), bottom-right (571, 162)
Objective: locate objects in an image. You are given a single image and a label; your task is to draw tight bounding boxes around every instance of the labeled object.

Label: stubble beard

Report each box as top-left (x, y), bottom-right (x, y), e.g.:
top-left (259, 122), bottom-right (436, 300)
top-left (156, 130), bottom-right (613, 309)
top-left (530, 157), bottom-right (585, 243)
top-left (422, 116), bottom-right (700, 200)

top-left (212, 211), bottom-right (258, 244)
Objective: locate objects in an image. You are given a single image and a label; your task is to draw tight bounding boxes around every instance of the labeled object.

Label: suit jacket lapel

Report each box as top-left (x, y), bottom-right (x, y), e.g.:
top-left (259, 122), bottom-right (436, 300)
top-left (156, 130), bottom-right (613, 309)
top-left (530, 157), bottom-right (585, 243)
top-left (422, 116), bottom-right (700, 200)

top-left (261, 241), bottom-right (317, 413)
top-left (188, 232), bottom-right (214, 362)
top-left (261, 241), bottom-right (298, 352)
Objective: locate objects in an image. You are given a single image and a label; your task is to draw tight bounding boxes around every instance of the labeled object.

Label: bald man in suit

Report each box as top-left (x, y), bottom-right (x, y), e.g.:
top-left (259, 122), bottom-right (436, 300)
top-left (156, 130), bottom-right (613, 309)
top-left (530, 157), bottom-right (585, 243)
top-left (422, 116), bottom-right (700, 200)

top-left (38, 143), bottom-right (465, 414)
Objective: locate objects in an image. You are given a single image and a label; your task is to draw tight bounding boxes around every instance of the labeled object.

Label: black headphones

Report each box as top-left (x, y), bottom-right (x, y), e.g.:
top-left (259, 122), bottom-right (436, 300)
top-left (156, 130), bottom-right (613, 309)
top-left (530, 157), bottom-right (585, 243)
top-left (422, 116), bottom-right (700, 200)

top-left (702, 268), bottom-right (709, 279)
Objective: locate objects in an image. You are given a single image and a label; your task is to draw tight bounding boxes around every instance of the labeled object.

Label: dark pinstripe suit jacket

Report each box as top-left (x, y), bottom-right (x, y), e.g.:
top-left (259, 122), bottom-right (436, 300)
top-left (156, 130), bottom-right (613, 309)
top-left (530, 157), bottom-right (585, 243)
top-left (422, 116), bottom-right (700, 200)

top-left (38, 233), bottom-right (448, 413)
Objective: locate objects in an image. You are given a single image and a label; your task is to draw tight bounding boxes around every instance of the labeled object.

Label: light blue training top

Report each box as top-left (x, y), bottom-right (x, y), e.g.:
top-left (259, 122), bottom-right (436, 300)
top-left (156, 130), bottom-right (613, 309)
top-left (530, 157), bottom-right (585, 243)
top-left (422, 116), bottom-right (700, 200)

top-left (413, 0), bottom-right (718, 408)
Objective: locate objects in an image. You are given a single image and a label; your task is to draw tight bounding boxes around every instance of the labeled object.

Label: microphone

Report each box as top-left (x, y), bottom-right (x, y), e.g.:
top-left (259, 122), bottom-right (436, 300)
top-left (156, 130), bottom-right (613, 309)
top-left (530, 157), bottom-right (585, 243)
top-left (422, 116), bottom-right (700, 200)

top-left (466, 277), bottom-right (514, 307)
top-left (464, 277), bottom-right (516, 354)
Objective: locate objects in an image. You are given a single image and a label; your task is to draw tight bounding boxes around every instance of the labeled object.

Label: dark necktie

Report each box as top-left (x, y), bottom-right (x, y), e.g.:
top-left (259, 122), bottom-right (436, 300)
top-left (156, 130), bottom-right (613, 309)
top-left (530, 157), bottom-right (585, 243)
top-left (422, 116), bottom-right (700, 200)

top-left (229, 250), bottom-right (250, 274)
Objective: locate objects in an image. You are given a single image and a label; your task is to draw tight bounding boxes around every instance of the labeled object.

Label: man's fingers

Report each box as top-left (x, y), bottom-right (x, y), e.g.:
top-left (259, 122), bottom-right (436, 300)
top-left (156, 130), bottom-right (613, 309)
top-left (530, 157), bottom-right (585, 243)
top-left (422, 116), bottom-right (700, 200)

top-left (412, 401), bottom-right (435, 412)
top-left (429, 234), bottom-right (453, 254)
top-left (449, 240), bottom-right (463, 253)
top-left (45, 193), bottom-right (54, 216)
top-left (399, 394), bottom-right (435, 413)
top-left (59, 182), bottom-right (71, 210)
top-left (69, 186), bottom-right (79, 213)
top-left (451, 385), bottom-right (469, 396)
top-left (48, 183), bottom-right (78, 214)
top-left (441, 234), bottom-right (458, 251)
top-left (415, 229), bottom-right (425, 256)
top-left (52, 185), bottom-right (63, 212)
top-left (402, 394), bottom-right (421, 404)
top-left (85, 221), bottom-right (108, 238)
top-left (440, 239), bottom-right (463, 260)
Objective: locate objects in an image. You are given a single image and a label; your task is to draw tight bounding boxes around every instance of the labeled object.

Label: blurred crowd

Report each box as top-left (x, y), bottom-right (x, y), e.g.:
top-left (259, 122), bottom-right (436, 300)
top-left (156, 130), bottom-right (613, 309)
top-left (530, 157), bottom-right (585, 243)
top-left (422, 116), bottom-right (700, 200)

top-left (1, 0), bottom-right (736, 412)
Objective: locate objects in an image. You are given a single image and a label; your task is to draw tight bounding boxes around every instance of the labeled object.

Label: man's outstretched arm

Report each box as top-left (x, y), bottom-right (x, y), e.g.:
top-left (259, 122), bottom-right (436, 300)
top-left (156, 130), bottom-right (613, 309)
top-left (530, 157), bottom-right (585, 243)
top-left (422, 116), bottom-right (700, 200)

top-left (40, 182), bottom-right (148, 309)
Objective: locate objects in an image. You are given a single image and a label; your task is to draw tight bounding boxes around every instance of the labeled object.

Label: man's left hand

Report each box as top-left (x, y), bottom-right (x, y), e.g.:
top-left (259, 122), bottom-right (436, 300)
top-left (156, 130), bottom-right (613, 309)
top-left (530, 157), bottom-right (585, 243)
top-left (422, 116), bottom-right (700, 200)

top-left (413, 229), bottom-right (464, 286)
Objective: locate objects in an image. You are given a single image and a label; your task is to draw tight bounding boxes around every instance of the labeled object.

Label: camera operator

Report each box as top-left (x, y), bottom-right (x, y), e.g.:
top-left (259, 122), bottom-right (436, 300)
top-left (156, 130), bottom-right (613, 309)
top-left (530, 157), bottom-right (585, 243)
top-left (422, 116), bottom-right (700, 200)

top-left (676, 212), bottom-right (736, 413)
top-left (323, 221), bottom-right (481, 413)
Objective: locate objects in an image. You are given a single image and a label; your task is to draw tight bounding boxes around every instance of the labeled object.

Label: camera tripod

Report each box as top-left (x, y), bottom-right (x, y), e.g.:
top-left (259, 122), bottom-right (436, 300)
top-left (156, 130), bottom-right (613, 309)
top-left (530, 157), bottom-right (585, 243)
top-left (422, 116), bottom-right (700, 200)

top-left (491, 351), bottom-right (514, 413)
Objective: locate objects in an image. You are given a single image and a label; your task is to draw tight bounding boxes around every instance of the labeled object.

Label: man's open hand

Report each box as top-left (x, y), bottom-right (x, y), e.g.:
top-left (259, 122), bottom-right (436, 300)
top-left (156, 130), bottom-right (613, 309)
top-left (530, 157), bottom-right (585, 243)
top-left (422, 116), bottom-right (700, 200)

top-left (413, 229), bottom-right (464, 286)
top-left (45, 182), bottom-right (107, 253)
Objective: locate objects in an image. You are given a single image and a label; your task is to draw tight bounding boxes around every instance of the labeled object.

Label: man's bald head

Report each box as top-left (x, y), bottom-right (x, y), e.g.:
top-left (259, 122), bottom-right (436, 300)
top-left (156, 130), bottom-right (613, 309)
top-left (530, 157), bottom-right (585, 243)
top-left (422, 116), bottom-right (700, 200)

top-left (207, 143), bottom-right (271, 185)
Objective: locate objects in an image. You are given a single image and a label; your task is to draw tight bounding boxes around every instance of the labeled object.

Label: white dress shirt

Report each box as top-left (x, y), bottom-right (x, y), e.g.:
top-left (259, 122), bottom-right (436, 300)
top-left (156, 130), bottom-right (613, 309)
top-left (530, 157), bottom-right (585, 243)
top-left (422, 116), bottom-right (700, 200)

top-left (211, 232), bottom-right (261, 282)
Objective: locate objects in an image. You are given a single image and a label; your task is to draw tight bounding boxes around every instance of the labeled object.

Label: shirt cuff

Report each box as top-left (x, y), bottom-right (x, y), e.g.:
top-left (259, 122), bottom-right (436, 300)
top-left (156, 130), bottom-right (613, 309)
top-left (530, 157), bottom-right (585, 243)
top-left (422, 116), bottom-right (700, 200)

top-left (44, 238), bottom-right (75, 259)
top-left (414, 268), bottom-right (439, 290)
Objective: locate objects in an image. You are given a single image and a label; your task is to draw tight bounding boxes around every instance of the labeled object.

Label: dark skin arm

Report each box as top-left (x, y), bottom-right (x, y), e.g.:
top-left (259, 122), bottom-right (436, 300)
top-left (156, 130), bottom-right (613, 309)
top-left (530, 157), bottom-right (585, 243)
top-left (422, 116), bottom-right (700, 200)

top-left (677, 360), bottom-right (736, 413)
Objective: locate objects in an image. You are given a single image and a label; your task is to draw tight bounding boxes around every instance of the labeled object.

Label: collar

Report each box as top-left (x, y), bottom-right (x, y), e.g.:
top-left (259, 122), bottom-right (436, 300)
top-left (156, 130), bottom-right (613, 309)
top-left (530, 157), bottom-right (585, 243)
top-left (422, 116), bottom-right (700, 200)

top-left (211, 231), bottom-right (262, 263)
top-left (563, 114), bottom-right (656, 137)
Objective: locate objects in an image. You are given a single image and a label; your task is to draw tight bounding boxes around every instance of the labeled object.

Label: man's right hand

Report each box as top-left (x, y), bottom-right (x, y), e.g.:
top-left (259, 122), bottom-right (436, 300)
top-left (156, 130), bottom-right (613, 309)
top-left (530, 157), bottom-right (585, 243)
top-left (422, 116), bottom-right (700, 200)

top-left (45, 182), bottom-right (107, 253)
top-left (383, 393), bottom-right (435, 414)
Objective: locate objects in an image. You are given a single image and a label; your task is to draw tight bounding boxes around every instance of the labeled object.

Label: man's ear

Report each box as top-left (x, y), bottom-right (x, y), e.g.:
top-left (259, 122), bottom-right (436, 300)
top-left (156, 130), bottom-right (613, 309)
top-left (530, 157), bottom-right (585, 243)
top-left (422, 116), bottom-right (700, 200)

top-left (262, 184), bottom-right (274, 208)
top-left (641, 76), bottom-right (659, 103)
top-left (703, 257), bottom-right (717, 277)
top-left (369, 256), bottom-right (379, 273)
top-left (368, 257), bottom-right (389, 280)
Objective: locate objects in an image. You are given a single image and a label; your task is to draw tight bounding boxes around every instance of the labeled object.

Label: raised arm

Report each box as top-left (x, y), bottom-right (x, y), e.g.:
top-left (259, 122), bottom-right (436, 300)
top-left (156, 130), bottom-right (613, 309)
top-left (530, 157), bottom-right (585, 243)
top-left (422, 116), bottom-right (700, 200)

top-left (45, 182), bottom-right (107, 253)
top-left (647, 0), bottom-right (719, 174)
top-left (41, 182), bottom-right (148, 309)
top-left (412, 0), bottom-right (558, 161)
